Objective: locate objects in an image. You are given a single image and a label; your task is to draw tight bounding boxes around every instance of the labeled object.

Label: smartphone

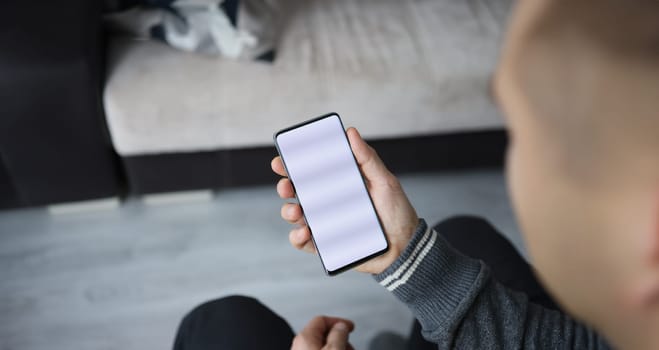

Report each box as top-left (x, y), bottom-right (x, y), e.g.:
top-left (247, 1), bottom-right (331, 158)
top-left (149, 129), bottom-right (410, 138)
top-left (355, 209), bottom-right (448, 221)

top-left (274, 113), bottom-right (389, 275)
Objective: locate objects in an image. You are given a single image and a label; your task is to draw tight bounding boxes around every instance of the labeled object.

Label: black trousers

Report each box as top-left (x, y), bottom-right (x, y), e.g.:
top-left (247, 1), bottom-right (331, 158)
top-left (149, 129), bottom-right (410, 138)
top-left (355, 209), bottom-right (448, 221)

top-left (173, 216), bottom-right (559, 350)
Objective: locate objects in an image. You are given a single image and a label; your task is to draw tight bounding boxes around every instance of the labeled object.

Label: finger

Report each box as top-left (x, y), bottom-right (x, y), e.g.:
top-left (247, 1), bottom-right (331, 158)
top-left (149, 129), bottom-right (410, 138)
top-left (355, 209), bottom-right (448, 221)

top-left (281, 203), bottom-right (303, 223)
top-left (300, 316), bottom-right (354, 339)
top-left (289, 226), bottom-right (313, 251)
top-left (291, 335), bottom-right (312, 350)
top-left (345, 128), bottom-right (394, 185)
top-left (271, 156), bottom-right (288, 177)
top-left (277, 178), bottom-right (295, 199)
top-left (322, 317), bottom-right (355, 332)
top-left (297, 316), bottom-right (330, 348)
top-left (324, 322), bottom-right (351, 350)
top-left (302, 239), bottom-right (317, 254)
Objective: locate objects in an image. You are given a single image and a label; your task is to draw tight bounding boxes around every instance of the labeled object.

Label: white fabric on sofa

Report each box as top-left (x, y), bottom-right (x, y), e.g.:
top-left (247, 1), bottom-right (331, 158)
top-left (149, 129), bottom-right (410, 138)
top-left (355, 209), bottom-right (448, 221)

top-left (104, 0), bottom-right (511, 156)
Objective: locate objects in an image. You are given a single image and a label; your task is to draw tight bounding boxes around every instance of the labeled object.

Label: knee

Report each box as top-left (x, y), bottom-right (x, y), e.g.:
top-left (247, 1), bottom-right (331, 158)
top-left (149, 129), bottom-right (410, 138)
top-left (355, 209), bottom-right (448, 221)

top-left (186, 295), bottom-right (260, 317)
top-left (175, 295), bottom-right (294, 349)
top-left (432, 215), bottom-right (518, 260)
top-left (180, 295), bottom-right (262, 326)
top-left (432, 215), bottom-right (506, 249)
top-left (210, 295), bottom-right (261, 308)
top-left (432, 215), bottom-right (495, 236)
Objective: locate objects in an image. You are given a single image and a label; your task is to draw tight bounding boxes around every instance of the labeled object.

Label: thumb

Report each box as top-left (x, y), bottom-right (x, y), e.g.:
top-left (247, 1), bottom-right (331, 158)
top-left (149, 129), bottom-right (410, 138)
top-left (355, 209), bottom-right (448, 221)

top-left (324, 322), bottom-right (351, 350)
top-left (346, 128), bottom-right (392, 185)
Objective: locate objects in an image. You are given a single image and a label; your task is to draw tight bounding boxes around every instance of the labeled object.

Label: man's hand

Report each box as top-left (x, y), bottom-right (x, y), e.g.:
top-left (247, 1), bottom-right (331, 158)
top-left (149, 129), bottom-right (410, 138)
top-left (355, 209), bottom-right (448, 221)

top-left (271, 127), bottom-right (419, 274)
top-left (291, 316), bottom-right (355, 350)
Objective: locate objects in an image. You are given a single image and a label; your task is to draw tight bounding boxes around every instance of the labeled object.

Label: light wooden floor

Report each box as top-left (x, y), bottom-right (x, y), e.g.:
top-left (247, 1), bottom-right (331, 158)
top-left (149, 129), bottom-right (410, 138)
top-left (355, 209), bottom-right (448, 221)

top-left (0, 170), bottom-right (523, 350)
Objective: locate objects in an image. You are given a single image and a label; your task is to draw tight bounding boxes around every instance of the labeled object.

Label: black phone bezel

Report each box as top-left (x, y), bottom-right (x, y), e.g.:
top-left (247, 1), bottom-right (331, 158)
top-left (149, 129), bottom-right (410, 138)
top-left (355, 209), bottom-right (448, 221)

top-left (273, 112), bottom-right (390, 276)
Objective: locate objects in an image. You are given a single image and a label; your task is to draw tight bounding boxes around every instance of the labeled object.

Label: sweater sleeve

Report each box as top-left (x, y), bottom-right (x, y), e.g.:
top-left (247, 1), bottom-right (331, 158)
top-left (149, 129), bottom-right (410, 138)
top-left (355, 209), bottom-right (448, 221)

top-left (373, 219), bottom-right (612, 349)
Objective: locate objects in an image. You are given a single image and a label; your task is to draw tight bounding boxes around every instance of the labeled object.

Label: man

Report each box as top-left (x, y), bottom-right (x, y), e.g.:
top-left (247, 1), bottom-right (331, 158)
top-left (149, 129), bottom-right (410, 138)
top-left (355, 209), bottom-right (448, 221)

top-left (174, 0), bottom-right (659, 348)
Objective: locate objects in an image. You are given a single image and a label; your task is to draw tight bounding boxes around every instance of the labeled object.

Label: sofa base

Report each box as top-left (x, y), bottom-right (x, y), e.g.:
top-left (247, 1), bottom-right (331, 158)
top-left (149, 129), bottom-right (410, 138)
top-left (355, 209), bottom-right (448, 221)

top-left (122, 130), bottom-right (508, 195)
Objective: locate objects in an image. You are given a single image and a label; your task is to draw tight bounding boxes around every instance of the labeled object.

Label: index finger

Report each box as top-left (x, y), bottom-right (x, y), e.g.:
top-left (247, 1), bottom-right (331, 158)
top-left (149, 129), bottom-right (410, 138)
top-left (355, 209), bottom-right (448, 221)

top-left (324, 322), bottom-right (351, 350)
top-left (271, 156), bottom-right (287, 177)
top-left (301, 316), bottom-right (355, 337)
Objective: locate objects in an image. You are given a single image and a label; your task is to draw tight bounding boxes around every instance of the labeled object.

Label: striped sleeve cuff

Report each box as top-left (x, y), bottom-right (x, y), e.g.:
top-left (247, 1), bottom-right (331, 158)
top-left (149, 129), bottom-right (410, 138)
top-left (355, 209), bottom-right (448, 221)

top-left (374, 218), bottom-right (489, 337)
top-left (378, 220), bottom-right (437, 292)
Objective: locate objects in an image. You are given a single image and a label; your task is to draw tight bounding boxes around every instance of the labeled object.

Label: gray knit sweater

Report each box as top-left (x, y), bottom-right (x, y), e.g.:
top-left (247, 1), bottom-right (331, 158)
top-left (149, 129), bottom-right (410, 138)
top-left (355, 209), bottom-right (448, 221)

top-left (373, 219), bottom-right (613, 349)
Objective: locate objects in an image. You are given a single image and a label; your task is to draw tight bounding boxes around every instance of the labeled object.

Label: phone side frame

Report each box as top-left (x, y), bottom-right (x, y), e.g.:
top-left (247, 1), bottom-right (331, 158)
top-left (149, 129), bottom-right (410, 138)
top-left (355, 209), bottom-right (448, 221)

top-left (272, 112), bottom-right (390, 276)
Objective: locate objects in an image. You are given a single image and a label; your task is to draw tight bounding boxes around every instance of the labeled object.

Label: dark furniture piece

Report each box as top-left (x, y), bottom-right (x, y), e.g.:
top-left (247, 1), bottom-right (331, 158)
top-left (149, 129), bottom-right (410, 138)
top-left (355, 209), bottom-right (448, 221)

top-left (0, 1), bottom-right (122, 209)
top-left (122, 130), bottom-right (507, 195)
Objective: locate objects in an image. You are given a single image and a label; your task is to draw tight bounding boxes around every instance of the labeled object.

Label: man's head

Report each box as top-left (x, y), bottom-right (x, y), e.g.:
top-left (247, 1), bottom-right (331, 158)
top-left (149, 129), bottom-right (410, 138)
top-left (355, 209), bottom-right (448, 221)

top-left (494, 0), bottom-right (659, 348)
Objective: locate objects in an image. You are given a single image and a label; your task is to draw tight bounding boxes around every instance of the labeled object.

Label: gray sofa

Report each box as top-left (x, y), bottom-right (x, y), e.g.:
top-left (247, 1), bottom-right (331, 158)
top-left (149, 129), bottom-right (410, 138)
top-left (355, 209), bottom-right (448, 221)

top-left (0, 0), bottom-right (511, 209)
top-left (104, 0), bottom-right (511, 194)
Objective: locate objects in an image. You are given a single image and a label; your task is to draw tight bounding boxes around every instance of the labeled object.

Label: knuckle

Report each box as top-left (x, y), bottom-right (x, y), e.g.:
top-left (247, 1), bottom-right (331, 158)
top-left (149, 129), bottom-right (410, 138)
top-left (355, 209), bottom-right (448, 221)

top-left (303, 241), bottom-right (316, 253)
top-left (291, 335), bottom-right (306, 349)
top-left (292, 231), bottom-right (308, 249)
top-left (385, 174), bottom-right (401, 190)
top-left (289, 229), bottom-right (300, 243)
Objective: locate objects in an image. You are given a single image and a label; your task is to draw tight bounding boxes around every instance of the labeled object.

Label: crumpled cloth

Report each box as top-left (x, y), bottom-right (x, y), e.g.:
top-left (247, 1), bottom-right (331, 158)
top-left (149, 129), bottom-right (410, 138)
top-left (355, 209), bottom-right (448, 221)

top-left (104, 0), bottom-right (279, 60)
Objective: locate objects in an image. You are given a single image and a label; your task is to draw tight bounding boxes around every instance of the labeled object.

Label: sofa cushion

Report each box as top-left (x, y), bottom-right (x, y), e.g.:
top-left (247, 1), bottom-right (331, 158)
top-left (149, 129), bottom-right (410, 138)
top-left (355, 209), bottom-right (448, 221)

top-left (104, 0), bottom-right (511, 156)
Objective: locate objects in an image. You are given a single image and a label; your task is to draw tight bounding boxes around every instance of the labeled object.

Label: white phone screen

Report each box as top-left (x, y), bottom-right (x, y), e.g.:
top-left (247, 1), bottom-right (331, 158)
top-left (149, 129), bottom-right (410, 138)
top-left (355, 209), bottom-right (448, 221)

top-left (275, 114), bottom-right (388, 274)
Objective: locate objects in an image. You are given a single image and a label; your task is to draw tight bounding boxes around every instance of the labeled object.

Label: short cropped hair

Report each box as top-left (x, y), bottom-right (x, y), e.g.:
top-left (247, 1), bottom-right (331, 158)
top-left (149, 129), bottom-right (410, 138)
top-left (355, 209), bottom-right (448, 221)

top-left (504, 0), bottom-right (659, 184)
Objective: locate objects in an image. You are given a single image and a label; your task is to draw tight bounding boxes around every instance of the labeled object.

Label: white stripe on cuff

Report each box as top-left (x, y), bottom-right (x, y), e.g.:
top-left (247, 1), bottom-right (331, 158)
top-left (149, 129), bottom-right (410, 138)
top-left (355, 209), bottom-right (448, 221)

top-left (386, 230), bottom-right (437, 291)
top-left (379, 225), bottom-right (433, 288)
